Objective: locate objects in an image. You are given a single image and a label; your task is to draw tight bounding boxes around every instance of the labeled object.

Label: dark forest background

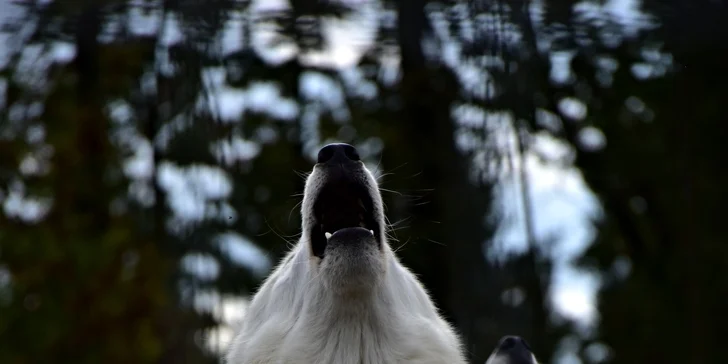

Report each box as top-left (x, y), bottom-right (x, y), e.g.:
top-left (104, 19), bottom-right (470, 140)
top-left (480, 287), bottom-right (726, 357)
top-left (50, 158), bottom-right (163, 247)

top-left (1, 0), bottom-right (727, 363)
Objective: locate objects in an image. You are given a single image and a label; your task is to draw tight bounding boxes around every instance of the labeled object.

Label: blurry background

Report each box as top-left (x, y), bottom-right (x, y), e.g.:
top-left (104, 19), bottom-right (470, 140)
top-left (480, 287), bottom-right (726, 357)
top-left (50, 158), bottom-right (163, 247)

top-left (0, 0), bottom-right (726, 363)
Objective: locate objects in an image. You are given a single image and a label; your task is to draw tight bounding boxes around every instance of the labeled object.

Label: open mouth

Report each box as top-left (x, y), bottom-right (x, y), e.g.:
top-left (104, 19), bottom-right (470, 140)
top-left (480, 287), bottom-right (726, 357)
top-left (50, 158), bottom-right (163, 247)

top-left (310, 180), bottom-right (380, 258)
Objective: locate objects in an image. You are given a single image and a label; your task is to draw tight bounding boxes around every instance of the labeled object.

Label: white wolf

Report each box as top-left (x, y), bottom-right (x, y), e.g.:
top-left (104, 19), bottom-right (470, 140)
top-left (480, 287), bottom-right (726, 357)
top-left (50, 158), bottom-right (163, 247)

top-left (226, 143), bottom-right (467, 364)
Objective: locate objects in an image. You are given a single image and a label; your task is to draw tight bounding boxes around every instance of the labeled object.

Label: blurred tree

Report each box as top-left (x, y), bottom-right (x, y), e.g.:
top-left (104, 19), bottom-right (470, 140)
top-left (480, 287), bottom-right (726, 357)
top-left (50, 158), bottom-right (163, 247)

top-left (0, 0), bottom-right (564, 362)
top-left (0, 3), bottom-right (177, 363)
top-left (551, 2), bottom-right (728, 362)
top-left (380, 0), bottom-right (504, 360)
top-left (3, 0), bottom-right (727, 363)
top-left (473, 0), bottom-right (728, 362)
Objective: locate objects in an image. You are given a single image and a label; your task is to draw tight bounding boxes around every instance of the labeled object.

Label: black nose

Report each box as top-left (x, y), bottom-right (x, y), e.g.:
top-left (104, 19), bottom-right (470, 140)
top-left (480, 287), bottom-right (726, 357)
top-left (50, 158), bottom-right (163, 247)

top-left (317, 143), bottom-right (360, 164)
top-left (499, 336), bottom-right (530, 351)
top-left (500, 336), bottom-right (519, 350)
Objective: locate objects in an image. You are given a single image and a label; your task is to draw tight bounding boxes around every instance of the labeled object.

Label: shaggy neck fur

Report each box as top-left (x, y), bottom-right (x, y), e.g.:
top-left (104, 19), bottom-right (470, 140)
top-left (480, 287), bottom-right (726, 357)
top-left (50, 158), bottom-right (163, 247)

top-left (226, 237), bottom-right (466, 364)
top-left (299, 291), bottom-right (396, 363)
top-left (287, 245), bottom-right (420, 363)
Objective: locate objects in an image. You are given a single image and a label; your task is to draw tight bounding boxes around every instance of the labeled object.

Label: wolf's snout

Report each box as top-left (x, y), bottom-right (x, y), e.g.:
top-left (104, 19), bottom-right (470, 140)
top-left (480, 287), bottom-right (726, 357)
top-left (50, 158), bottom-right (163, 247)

top-left (307, 142), bottom-right (380, 259)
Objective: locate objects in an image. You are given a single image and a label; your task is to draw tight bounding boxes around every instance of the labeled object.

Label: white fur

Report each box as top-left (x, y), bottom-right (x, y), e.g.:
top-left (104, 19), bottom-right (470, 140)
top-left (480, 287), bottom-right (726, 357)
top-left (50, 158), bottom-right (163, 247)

top-left (226, 161), bottom-right (467, 364)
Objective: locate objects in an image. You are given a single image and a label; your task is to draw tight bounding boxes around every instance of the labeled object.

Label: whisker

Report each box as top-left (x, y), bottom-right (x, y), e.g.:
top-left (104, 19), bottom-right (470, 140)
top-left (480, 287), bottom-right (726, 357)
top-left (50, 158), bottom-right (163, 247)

top-left (379, 187), bottom-right (403, 196)
top-left (288, 200), bottom-right (303, 224)
top-left (392, 237), bottom-right (412, 253)
top-left (294, 170), bottom-right (310, 180)
top-left (424, 238), bottom-right (446, 247)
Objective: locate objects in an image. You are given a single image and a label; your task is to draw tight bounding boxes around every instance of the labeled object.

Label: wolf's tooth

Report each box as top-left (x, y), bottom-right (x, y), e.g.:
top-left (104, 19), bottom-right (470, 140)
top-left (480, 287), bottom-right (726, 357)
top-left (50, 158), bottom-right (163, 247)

top-left (369, 230), bottom-right (374, 235)
top-left (325, 232), bottom-right (332, 239)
